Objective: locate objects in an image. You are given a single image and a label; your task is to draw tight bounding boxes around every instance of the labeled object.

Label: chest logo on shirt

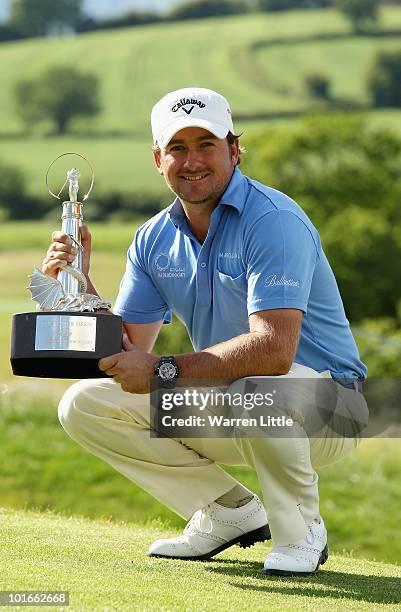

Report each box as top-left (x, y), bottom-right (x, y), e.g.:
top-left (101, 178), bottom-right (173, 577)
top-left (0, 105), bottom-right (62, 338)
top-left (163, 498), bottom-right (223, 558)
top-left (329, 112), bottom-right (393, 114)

top-left (265, 274), bottom-right (300, 288)
top-left (154, 252), bottom-right (186, 279)
top-left (218, 252), bottom-right (241, 260)
top-left (155, 253), bottom-right (170, 272)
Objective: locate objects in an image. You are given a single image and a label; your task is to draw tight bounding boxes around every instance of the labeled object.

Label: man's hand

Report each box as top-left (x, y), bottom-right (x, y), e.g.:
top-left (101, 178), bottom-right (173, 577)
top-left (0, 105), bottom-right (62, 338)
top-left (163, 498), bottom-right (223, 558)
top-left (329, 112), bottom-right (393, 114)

top-left (98, 344), bottom-right (158, 394)
top-left (42, 224), bottom-right (91, 279)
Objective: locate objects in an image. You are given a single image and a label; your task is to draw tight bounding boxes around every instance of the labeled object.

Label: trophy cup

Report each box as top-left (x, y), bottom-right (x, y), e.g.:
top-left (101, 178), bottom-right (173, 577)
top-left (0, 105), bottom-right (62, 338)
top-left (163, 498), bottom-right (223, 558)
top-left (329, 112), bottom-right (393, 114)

top-left (10, 153), bottom-right (122, 379)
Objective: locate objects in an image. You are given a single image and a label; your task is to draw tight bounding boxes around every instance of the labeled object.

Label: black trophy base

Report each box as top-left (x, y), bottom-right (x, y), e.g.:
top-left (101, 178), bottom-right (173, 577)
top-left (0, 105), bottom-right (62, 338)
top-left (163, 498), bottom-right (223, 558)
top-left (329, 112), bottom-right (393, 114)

top-left (11, 311), bottom-right (122, 379)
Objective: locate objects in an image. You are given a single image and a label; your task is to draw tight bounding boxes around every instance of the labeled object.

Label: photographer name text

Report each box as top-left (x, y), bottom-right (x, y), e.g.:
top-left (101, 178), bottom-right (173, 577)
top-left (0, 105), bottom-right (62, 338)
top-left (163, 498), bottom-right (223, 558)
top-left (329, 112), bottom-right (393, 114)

top-left (160, 415), bottom-right (293, 428)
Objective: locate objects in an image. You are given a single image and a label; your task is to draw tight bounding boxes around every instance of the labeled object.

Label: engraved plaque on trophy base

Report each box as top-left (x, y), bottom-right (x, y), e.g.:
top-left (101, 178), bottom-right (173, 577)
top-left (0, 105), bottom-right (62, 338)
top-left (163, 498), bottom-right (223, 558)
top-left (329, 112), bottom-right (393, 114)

top-left (10, 311), bottom-right (122, 379)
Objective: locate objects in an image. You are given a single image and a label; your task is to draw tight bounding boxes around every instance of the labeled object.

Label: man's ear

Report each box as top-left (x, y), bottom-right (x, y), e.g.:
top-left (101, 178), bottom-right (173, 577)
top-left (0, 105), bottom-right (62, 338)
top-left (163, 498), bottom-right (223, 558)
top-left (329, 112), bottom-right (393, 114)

top-left (153, 149), bottom-right (164, 175)
top-left (230, 139), bottom-right (240, 166)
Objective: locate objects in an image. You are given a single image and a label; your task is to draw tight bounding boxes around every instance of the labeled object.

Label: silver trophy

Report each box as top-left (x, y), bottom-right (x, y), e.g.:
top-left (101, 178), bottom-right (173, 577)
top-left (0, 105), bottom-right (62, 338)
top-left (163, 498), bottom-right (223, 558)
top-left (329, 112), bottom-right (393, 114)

top-left (11, 153), bottom-right (122, 379)
top-left (28, 154), bottom-right (110, 312)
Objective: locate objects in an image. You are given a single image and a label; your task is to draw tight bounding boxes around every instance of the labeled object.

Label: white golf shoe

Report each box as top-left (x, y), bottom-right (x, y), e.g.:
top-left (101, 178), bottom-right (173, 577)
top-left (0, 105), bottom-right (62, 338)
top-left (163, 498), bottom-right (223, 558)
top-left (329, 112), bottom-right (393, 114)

top-left (264, 516), bottom-right (329, 576)
top-left (148, 494), bottom-right (270, 561)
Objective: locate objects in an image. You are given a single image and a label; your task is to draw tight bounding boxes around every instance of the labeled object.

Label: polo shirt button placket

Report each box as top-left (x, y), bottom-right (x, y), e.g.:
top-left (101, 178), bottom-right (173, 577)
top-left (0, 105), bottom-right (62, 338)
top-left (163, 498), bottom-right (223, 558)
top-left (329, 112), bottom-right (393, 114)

top-left (196, 257), bottom-right (211, 307)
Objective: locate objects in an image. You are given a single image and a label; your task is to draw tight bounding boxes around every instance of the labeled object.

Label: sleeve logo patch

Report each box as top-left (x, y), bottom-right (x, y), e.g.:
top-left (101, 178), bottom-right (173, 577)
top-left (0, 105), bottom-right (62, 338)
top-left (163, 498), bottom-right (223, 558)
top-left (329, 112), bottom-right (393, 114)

top-left (265, 274), bottom-right (300, 288)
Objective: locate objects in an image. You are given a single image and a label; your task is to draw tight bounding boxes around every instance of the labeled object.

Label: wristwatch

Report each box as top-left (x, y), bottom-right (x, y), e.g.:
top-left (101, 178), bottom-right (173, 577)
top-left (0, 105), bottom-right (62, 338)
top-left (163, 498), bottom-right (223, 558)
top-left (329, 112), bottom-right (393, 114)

top-left (154, 356), bottom-right (180, 388)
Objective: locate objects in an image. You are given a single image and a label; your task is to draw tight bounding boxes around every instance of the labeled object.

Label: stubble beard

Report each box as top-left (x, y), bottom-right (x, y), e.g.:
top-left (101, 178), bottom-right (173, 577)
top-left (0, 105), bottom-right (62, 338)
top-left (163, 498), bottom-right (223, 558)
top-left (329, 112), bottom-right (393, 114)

top-left (174, 176), bottom-right (231, 206)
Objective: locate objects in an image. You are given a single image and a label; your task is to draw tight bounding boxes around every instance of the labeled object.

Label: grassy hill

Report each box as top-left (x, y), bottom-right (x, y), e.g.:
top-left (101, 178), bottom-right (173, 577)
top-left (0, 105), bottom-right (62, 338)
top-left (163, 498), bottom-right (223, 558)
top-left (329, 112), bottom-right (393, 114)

top-left (1, 7), bottom-right (401, 197)
top-left (1, 507), bottom-right (400, 611)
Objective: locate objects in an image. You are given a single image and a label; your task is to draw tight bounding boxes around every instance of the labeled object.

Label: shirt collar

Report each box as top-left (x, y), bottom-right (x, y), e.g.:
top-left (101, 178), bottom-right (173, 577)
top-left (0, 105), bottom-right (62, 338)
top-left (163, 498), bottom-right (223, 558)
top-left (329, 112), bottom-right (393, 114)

top-left (218, 167), bottom-right (248, 214)
top-left (168, 198), bottom-right (186, 229)
top-left (168, 167), bottom-right (248, 228)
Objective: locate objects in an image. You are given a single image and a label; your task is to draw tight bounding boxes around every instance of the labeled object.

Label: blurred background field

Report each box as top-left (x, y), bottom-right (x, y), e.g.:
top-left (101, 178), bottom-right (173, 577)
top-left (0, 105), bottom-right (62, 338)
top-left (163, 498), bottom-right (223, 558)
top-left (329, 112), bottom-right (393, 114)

top-left (1, 0), bottom-right (401, 570)
top-left (1, 7), bottom-right (401, 198)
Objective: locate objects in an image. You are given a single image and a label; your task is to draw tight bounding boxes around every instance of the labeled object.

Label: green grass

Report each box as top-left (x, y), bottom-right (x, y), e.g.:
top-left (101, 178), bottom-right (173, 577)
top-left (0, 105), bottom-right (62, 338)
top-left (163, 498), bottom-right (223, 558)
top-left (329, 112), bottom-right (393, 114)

top-left (1, 7), bottom-right (401, 197)
top-left (0, 221), bottom-right (144, 253)
top-left (1, 507), bottom-right (400, 611)
top-left (0, 384), bottom-right (400, 566)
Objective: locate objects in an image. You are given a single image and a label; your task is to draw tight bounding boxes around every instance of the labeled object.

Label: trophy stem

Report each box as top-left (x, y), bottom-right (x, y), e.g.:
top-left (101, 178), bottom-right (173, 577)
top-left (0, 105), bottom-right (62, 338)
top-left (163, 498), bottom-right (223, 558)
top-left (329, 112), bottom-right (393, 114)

top-left (57, 201), bottom-right (83, 295)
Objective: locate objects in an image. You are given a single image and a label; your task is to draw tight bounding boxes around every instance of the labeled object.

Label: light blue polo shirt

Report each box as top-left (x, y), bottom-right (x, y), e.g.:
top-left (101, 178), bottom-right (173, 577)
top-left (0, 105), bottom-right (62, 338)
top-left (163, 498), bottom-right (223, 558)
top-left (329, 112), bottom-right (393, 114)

top-left (114, 167), bottom-right (366, 379)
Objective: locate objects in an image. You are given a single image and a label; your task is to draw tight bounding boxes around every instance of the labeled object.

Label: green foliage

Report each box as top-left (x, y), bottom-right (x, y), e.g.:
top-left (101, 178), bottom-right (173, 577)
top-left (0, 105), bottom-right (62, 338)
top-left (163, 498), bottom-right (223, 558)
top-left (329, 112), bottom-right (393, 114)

top-left (367, 49), bottom-right (401, 108)
top-left (335, 0), bottom-right (380, 33)
top-left (304, 72), bottom-right (331, 99)
top-left (242, 116), bottom-right (401, 321)
top-left (0, 159), bottom-right (26, 219)
top-left (167, 0), bottom-right (248, 20)
top-left (0, 23), bottom-right (22, 42)
top-left (155, 317), bottom-right (193, 356)
top-left (10, 0), bottom-right (82, 37)
top-left (321, 207), bottom-right (401, 320)
top-left (76, 11), bottom-right (162, 33)
top-left (355, 318), bottom-right (401, 377)
top-left (85, 192), bottom-right (165, 222)
top-left (14, 65), bottom-right (100, 135)
top-left (0, 189), bottom-right (164, 222)
top-left (0, 159), bottom-right (48, 220)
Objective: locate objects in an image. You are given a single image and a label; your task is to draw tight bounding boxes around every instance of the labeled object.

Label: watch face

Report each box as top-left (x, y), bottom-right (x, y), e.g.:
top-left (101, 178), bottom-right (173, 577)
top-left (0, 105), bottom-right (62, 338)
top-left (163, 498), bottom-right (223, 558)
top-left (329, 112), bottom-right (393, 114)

top-left (159, 362), bottom-right (177, 380)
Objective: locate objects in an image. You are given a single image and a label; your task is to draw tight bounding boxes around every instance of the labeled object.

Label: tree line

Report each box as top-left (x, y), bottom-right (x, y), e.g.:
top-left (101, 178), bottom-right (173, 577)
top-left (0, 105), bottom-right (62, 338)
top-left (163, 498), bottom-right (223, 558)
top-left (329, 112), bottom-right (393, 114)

top-left (0, 0), bottom-right (389, 42)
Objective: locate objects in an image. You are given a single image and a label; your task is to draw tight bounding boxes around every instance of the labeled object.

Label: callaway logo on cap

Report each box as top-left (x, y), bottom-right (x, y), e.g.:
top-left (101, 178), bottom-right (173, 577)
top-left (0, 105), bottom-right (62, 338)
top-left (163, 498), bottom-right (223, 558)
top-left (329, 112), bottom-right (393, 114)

top-left (151, 87), bottom-right (234, 148)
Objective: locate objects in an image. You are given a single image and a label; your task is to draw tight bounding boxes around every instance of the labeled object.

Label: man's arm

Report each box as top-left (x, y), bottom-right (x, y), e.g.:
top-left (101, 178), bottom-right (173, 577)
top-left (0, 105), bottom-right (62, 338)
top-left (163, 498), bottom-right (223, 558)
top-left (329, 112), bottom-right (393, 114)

top-left (124, 321), bottom-right (163, 353)
top-left (99, 308), bottom-right (303, 392)
top-left (176, 309), bottom-right (302, 380)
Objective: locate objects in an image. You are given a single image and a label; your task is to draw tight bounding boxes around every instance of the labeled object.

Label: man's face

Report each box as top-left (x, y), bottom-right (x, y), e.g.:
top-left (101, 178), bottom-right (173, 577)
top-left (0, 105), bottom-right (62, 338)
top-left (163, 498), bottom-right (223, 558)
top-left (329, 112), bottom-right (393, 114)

top-left (153, 126), bottom-right (239, 206)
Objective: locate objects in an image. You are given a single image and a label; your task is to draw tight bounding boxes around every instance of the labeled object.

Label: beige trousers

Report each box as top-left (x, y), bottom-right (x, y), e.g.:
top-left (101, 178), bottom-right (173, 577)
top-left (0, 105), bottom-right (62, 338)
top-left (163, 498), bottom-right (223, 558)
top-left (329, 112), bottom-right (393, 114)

top-left (58, 363), bottom-right (368, 545)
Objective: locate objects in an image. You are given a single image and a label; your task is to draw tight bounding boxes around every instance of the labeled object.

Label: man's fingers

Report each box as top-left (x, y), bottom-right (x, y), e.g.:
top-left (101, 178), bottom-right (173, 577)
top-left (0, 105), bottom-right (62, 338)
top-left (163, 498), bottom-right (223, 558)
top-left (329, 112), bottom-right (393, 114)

top-left (43, 251), bottom-right (75, 267)
top-left (52, 231), bottom-right (72, 244)
top-left (46, 251), bottom-right (76, 264)
top-left (104, 366), bottom-right (119, 376)
top-left (48, 241), bottom-right (77, 254)
top-left (42, 232), bottom-right (78, 278)
top-left (80, 224), bottom-right (91, 243)
top-left (98, 353), bottom-right (121, 371)
top-left (43, 258), bottom-right (68, 273)
top-left (122, 333), bottom-right (135, 351)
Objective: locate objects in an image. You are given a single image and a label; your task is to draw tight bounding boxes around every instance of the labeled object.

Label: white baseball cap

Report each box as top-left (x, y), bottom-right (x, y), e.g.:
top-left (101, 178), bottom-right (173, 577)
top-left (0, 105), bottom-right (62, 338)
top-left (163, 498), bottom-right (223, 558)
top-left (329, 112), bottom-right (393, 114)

top-left (151, 87), bottom-right (234, 148)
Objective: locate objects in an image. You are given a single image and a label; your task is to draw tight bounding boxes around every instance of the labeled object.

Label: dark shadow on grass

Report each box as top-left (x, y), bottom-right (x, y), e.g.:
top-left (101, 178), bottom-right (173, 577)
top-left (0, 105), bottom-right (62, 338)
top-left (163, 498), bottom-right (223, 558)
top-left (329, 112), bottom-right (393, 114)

top-left (0, 131), bottom-right (30, 140)
top-left (207, 562), bottom-right (401, 605)
top-left (235, 109), bottom-right (306, 121)
top-left (234, 101), bottom-right (368, 123)
top-left (250, 29), bottom-right (401, 52)
top-left (0, 128), bottom-right (150, 140)
top-left (66, 129), bottom-right (150, 140)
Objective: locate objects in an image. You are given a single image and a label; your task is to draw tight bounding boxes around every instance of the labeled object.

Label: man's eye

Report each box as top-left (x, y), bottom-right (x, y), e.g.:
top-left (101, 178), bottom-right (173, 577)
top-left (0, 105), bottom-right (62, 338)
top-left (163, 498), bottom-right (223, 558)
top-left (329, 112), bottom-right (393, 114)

top-left (201, 142), bottom-right (215, 147)
top-left (169, 145), bottom-right (184, 152)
